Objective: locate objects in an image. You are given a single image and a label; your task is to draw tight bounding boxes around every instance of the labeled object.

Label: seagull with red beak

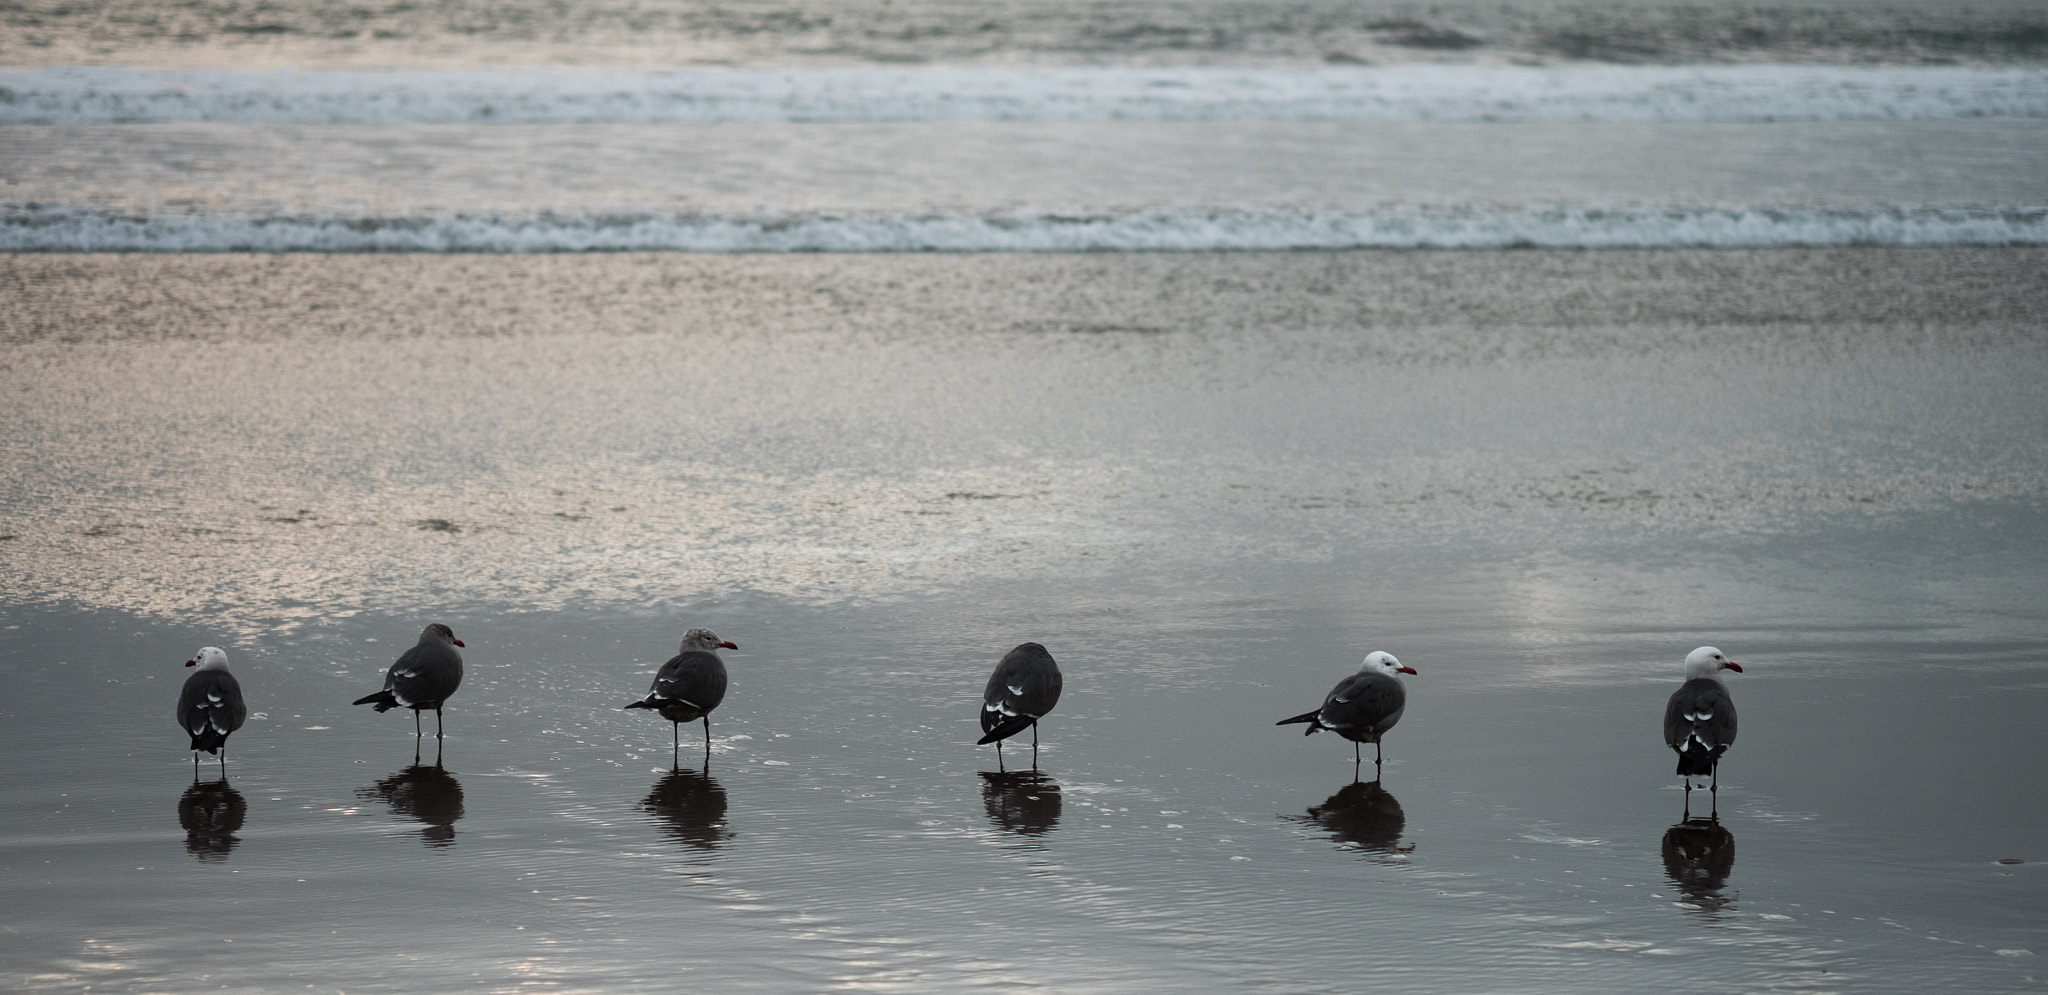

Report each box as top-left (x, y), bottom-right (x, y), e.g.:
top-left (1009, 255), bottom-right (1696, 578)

top-left (625, 628), bottom-right (738, 758)
top-left (352, 623), bottom-right (466, 740)
top-left (1663, 645), bottom-right (1743, 797)
top-left (177, 646), bottom-right (248, 776)
top-left (1277, 651), bottom-right (1417, 769)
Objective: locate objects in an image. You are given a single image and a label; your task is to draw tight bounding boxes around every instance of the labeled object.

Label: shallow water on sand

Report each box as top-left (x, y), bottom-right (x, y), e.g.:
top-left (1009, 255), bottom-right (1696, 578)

top-left (4, 531), bottom-right (2047, 993)
top-left (1, 250), bottom-right (2046, 992)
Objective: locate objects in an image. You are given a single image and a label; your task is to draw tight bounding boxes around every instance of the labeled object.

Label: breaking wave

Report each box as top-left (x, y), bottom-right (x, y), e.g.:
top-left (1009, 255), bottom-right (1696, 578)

top-left (3, 65), bottom-right (2045, 125)
top-left (7, 204), bottom-right (2044, 252)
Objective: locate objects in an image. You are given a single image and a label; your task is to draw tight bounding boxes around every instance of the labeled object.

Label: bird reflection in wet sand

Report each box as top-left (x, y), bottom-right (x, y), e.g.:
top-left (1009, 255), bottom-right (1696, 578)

top-left (1288, 778), bottom-right (1412, 862)
top-left (1662, 816), bottom-right (1737, 917)
top-left (639, 761), bottom-right (732, 852)
top-left (357, 759), bottom-right (465, 847)
top-left (980, 770), bottom-right (1062, 837)
top-left (177, 778), bottom-right (247, 862)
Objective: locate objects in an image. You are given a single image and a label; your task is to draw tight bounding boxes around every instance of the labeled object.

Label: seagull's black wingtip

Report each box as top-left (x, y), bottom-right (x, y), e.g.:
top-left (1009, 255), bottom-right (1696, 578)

top-left (978, 715), bottom-right (1035, 745)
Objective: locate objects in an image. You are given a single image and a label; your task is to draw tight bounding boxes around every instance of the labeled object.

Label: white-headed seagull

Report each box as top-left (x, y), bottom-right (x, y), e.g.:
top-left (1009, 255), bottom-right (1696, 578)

top-left (625, 628), bottom-right (736, 756)
top-left (1664, 645), bottom-right (1742, 795)
top-left (1277, 651), bottom-right (1416, 767)
top-left (177, 646), bottom-right (248, 775)
top-left (353, 623), bottom-right (465, 739)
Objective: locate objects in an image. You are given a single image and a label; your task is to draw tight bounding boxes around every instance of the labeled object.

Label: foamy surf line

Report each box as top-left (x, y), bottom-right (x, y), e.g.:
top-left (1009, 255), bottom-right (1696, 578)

top-left (3, 65), bottom-right (2046, 124)
top-left (7, 206), bottom-right (2045, 252)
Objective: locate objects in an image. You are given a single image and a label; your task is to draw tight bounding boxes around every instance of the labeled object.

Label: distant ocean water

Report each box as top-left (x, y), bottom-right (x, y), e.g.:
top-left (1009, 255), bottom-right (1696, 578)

top-left (5, 1), bottom-right (2047, 252)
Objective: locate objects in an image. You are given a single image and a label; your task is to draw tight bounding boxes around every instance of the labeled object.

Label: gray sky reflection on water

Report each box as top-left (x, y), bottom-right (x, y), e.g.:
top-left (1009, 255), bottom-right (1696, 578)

top-left (0, 250), bottom-right (2045, 991)
top-left (3, 251), bottom-right (2045, 625)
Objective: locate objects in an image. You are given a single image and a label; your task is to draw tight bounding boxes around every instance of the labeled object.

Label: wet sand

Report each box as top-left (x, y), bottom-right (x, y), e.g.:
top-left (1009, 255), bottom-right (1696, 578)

top-left (1, 248), bottom-right (2046, 992)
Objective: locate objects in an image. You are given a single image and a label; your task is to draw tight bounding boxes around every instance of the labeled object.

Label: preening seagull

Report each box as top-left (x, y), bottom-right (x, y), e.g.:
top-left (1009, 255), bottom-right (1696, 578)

top-left (177, 646), bottom-right (248, 775)
top-left (1663, 645), bottom-right (1742, 796)
top-left (624, 628), bottom-right (736, 756)
top-left (352, 623), bottom-right (465, 739)
top-left (978, 642), bottom-right (1063, 764)
top-left (1276, 651), bottom-right (1416, 767)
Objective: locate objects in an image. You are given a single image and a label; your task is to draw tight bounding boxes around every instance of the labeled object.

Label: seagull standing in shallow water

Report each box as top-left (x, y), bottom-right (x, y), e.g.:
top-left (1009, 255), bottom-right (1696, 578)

top-left (352, 623), bottom-right (465, 739)
top-left (978, 642), bottom-right (1063, 767)
top-left (624, 628), bottom-right (736, 758)
top-left (1276, 651), bottom-right (1416, 769)
top-left (1664, 645), bottom-right (1742, 799)
top-left (177, 647), bottom-right (248, 776)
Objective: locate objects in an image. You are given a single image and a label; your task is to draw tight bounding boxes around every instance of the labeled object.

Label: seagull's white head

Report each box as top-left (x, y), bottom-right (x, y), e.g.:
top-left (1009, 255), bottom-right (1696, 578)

top-left (185, 646), bottom-right (229, 670)
top-left (1361, 651), bottom-right (1417, 677)
top-left (681, 627), bottom-right (738, 653)
top-left (1684, 645), bottom-right (1742, 680)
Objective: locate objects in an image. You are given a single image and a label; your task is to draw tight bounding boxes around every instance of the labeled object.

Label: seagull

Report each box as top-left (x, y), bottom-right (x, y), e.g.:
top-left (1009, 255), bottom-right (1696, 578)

top-left (1664, 645), bottom-right (1742, 797)
top-left (177, 646), bottom-right (248, 775)
top-left (1276, 651), bottom-right (1416, 768)
top-left (978, 642), bottom-right (1063, 766)
top-left (352, 623), bottom-right (465, 739)
top-left (624, 628), bottom-right (736, 755)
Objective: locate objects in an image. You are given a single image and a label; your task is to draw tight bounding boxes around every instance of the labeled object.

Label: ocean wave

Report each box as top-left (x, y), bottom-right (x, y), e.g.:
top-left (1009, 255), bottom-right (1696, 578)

top-left (8, 0), bottom-right (2047, 70)
top-left (3, 65), bottom-right (2046, 125)
top-left (6, 205), bottom-right (2044, 252)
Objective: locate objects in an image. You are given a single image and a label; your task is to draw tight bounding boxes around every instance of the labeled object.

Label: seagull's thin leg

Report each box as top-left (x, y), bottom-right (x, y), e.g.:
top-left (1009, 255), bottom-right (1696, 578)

top-left (218, 749), bottom-right (227, 776)
top-left (996, 740), bottom-right (1006, 773)
top-left (192, 753), bottom-right (200, 779)
top-left (436, 706), bottom-right (445, 741)
top-left (1031, 722), bottom-right (1039, 769)
top-left (703, 716), bottom-right (712, 752)
top-left (414, 709), bottom-right (423, 738)
top-left (1354, 740), bottom-right (1361, 764)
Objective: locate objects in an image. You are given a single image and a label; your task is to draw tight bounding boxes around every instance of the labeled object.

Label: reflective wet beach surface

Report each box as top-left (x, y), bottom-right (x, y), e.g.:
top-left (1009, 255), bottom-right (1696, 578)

top-left (1, 250), bottom-right (2045, 992)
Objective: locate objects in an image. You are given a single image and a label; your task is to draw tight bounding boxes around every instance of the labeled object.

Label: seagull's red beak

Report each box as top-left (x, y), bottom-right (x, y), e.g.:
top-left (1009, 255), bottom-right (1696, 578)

top-left (185, 658), bottom-right (197, 667)
top-left (1398, 665), bottom-right (1417, 675)
top-left (720, 640), bottom-right (739, 650)
top-left (1722, 661), bottom-right (1742, 672)
top-left (453, 638), bottom-right (466, 647)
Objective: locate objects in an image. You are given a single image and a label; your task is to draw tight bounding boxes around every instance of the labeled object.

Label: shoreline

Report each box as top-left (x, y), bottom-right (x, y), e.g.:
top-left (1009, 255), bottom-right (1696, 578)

top-left (7, 246), bottom-right (2044, 343)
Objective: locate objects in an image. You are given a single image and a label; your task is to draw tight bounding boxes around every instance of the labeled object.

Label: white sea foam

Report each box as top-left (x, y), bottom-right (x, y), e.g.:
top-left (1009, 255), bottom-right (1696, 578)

top-left (6, 205), bottom-right (2042, 252)
top-left (3, 65), bottom-right (2045, 125)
